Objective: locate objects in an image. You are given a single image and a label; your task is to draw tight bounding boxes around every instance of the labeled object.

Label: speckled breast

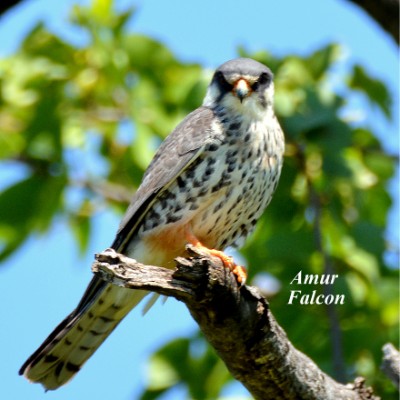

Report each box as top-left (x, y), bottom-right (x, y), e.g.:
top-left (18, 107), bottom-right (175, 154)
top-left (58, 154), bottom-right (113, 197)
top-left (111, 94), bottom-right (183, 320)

top-left (138, 113), bottom-right (284, 254)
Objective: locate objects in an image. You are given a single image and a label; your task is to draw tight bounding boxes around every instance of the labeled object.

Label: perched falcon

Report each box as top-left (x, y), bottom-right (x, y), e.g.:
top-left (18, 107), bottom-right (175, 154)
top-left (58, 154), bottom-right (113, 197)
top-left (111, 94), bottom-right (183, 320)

top-left (20, 58), bottom-right (285, 390)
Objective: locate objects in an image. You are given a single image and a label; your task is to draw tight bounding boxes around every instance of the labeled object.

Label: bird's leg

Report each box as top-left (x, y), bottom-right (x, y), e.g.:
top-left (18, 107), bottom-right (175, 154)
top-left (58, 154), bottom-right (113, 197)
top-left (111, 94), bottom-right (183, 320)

top-left (184, 227), bottom-right (247, 285)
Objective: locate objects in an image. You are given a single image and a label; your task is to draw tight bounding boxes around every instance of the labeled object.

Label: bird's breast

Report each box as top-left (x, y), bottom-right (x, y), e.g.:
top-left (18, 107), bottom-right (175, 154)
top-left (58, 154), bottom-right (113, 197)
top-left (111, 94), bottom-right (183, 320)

top-left (129, 118), bottom-right (283, 267)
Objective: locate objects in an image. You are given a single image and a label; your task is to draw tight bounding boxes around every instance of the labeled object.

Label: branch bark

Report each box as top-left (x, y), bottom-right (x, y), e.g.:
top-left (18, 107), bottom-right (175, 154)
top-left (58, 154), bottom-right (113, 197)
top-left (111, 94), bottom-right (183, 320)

top-left (381, 343), bottom-right (400, 389)
top-left (92, 247), bottom-right (379, 400)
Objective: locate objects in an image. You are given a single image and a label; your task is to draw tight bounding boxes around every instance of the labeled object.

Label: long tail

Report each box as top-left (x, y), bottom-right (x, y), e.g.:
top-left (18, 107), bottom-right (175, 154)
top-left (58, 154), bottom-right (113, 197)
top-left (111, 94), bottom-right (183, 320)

top-left (19, 276), bottom-right (147, 390)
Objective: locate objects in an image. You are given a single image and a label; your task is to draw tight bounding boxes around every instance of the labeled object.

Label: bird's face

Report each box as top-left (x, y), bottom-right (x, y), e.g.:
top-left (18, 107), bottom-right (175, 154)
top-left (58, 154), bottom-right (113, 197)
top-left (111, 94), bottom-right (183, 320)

top-left (203, 58), bottom-right (275, 120)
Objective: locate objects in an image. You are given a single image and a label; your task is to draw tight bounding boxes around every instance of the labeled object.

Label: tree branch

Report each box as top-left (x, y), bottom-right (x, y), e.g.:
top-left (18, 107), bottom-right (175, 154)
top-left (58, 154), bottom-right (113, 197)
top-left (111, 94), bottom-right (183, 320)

top-left (92, 247), bottom-right (379, 400)
top-left (381, 343), bottom-right (400, 389)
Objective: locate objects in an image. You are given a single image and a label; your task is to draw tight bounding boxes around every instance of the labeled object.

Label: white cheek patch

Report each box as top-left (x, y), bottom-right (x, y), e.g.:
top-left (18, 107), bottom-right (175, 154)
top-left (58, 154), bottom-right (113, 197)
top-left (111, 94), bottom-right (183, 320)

top-left (203, 84), bottom-right (221, 107)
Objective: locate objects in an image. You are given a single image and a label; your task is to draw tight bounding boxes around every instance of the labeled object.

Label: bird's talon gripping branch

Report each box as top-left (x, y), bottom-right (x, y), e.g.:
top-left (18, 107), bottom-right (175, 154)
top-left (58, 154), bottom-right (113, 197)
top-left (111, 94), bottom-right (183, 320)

top-left (233, 265), bottom-right (247, 286)
top-left (185, 227), bottom-right (247, 285)
top-left (208, 249), bottom-right (247, 286)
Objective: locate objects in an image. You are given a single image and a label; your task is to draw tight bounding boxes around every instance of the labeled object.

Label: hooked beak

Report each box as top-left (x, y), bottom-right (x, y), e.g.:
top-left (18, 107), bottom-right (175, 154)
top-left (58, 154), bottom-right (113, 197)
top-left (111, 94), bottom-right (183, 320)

top-left (233, 78), bottom-right (251, 102)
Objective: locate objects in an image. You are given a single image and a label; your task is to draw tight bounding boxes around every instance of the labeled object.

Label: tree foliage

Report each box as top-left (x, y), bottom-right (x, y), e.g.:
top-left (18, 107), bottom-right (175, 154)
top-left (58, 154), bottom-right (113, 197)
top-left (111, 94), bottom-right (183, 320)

top-left (0, 1), bottom-right (397, 399)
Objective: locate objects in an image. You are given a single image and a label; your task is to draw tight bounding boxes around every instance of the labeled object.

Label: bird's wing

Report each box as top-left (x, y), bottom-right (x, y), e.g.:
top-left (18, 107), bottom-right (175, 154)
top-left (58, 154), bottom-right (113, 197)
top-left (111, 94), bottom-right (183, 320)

top-left (112, 105), bottom-right (219, 251)
top-left (65, 106), bottom-right (219, 330)
top-left (70, 106), bottom-right (219, 328)
top-left (19, 106), bottom-right (219, 388)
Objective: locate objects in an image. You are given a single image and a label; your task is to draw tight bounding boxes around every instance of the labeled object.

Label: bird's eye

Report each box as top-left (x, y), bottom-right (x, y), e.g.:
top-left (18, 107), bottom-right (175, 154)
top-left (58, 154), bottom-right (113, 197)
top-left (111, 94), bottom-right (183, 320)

top-left (214, 71), bottom-right (233, 91)
top-left (258, 72), bottom-right (270, 85)
top-left (215, 71), bottom-right (225, 83)
top-left (252, 72), bottom-right (271, 91)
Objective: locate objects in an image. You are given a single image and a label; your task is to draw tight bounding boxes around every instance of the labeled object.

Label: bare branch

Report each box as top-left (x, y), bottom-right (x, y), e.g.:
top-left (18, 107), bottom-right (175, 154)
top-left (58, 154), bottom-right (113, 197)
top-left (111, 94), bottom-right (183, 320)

top-left (92, 247), bottom-right (379, 400)
top-left (381, 343), bottom-right (400, 388)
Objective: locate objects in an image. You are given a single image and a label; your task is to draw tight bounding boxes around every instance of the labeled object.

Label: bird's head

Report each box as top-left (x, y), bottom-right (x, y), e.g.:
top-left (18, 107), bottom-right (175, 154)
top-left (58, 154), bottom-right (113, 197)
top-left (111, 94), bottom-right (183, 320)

top-left (203, 58), bottom-right (275, 119)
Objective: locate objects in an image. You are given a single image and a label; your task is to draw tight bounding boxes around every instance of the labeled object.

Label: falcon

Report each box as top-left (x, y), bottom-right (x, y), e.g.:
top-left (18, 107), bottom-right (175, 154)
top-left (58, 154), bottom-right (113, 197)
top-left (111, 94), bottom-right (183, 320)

top-left (20, 58), bottom-right (285, 390)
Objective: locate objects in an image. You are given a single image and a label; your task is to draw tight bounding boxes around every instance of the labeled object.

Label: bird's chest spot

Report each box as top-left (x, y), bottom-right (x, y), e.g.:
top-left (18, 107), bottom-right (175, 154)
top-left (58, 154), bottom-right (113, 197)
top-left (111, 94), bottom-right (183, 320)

top-left (191, 126), bottom-right (279, 249)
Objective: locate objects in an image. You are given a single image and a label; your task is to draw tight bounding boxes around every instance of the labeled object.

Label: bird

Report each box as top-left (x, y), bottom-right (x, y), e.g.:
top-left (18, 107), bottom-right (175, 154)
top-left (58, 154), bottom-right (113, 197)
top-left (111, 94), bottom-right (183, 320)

top-left (19, 57), bottom-right (285, 390)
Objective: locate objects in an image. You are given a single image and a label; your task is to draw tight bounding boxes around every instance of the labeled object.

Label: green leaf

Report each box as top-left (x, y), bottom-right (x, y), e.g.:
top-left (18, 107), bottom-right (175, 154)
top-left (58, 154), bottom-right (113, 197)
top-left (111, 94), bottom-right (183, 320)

top-left (0, 174), bottom-right (66, 261)
top-left (304, 44), bottom-right (341, 81)
top-left (349, 65), bottom-right (392, 118)
top-left (141, 336), bottom-right (230, 400)
top-left (282, 88), bottom-right (339, 138)
top-left (69, 212), bottom-right (92, 255)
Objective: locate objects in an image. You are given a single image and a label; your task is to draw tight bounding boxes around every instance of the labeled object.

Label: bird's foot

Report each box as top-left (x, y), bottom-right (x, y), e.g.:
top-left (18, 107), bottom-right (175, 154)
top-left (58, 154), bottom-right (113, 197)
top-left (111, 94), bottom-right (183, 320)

top-left (185, 228), bottom-right (247, 285)
top-left (207, 248), bottom-right (247, 285)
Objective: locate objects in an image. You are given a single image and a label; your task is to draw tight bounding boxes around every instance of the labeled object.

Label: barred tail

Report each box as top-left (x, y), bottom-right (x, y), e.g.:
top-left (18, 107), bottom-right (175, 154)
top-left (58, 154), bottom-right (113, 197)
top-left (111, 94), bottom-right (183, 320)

top-left (19, 276), bottom-right (147, 390)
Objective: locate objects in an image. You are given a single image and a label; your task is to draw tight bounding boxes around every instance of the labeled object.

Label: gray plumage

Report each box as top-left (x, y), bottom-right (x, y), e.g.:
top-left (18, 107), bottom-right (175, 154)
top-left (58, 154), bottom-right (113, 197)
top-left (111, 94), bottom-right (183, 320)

top-left (19, 58), bottom-right (285, 390)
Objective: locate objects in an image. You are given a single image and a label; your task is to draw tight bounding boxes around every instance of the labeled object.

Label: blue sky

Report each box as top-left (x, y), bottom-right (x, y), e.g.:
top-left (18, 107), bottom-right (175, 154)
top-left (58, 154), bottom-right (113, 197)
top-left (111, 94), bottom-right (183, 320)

top-left (0, 1), bottom-right (398, 400)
